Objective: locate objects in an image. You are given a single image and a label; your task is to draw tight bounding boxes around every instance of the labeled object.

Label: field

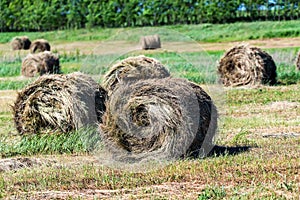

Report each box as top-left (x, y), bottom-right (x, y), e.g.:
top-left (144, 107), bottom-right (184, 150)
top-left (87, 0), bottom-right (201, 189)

top-left (0, 21), bottom-right (300, 199)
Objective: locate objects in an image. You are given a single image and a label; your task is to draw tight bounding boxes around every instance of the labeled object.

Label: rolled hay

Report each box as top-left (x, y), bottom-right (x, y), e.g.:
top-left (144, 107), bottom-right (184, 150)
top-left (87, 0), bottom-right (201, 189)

top-left (13, 72), bottom-right (107, 135)
top-left (102, 55), bottom-right (170, 93)
top-left (11, 36), bottom-right (31, 50)
top-left (218, 44), bottom-right (277, 87)
top-left (100, 78), bottom-right (217, 162)
top-left (140, 34), bottom-right (161, 50)
top-left (30, 39), bottom-right (51, 53)
top-left (296, 51), bottom-right (300, 70)
top-left (21, 51), bottom-right (60, 77)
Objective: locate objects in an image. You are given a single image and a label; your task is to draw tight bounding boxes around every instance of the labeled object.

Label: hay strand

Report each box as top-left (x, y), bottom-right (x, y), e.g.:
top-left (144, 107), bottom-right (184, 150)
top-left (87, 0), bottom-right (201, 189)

top-left (99, 78), bottom-right (217, 162)
top-left (102, 55), bottom-right (170, 93)
top-left (11, 36), bottom-right (31, 50)
top-left (30, 39), bottom-right (51, 53)
top-left (21, 51), bottom-right (60, 77)
top-left (218, 44), bottom-right (277, 87)
top-left (13, 72), bottom-right (107, 135)
top-left (140, 35), bottom-right (161, 50)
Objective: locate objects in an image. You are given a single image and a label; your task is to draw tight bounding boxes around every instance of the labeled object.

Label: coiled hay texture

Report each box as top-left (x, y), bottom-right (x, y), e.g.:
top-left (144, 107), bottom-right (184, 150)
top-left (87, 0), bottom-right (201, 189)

top-left (218, 44), bottom-right (277, 87)
top-left (11, 36), bottom-right (31, 50)
top-left (21, 51), bottom-right (60, 77)
top-left (13, 72), bottom-right (107, 135)
top-left (296, 51), bottom-right (300, 70)
top-left (102, 55), bottom-right (170, 94)
top-left (100, 78), bottom-right (217, 162)
top-left (30, 39), bottom-right (51, 53)
top-left (140, 34), bottom-right (161, 50)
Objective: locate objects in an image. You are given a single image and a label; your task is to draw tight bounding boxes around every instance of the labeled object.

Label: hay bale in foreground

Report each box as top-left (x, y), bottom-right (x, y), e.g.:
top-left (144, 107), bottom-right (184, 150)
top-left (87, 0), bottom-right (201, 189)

top-left (218, 44), bottom-right (277, 87)
top-left (140, 35), bottom-right (161, 50)
top-left (30, 39), bottom-right (51, 53)
top-left (21, 51), bottom-right (60, 77)
top-left (296, 51), bottom-right (300, 70)
top-left (13, 72), bottom-right (107, 135)
top-left (11, 36), bottom-right (31, 50)
top-left (100, 78), bottom-right (217, 162)
top-left (102, 55), bottom-right (170, 93)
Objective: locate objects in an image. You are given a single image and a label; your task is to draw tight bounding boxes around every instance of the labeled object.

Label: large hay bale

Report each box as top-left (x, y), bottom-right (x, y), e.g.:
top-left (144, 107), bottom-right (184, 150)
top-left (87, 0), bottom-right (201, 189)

top-left (296, 51), bottom-right (300, 70)
top-left (102, 55), bottom-right (170, 94)
top-left (140, 34), bottom-right (161, 50)
top-left (218, 44), bottom-right (277, 87)
top-left (21, 51), bottom-right (60, 77)
top-left (30, 39), bottom-right (51, 53)
top-left (99, 78), bottom-right (217, 162)
top-left (13, 72), bottom-right (107, 135)
top-left (11, 36), bottom-right (31, 50)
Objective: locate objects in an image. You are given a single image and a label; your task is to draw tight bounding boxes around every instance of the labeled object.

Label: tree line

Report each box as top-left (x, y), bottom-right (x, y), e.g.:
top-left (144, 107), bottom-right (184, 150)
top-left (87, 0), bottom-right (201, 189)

top-left (0, 0), bottom-right (299, 32)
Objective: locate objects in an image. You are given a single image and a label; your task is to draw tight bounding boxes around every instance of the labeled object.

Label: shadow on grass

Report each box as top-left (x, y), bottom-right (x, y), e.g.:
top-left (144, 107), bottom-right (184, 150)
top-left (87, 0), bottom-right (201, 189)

top-left (207, 145), bottom-right (251, 157)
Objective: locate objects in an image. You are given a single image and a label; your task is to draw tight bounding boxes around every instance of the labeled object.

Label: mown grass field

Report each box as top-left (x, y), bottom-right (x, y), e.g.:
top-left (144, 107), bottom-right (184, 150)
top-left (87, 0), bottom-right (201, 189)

top-left (0, 21), bottom-right (300, 199)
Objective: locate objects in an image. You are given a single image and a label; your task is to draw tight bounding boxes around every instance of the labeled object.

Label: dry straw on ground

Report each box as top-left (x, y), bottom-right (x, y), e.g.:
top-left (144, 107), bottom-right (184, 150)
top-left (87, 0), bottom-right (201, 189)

top-left (13, 72), bottom-right (107, 135)
top-left (140, 34), bottom-right (161, 50)
top-left (21, 51), bottom-right (60, 77)
top-left (218, 44), bottom-right (277, 87)
top-left (100, 78), bottom-right (217, 162)
top-left (102, 55), bottom-right (170, 94)
top-left (296, 51), bottom-right (300, 70)
top-left (30, 39), bottom-right (51, 53)
top-left (11, 36), bottom-right (31, 50)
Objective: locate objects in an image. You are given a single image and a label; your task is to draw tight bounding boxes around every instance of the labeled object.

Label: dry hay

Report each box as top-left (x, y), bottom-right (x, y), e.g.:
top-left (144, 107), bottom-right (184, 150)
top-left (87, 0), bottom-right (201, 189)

top-left (30, 39), bottom-right (51, 53)
top-left (11, 36), bottom-right (31, 50)
top-left (99, 78), bottom-right (217, 162)
top-left (140, 34), bottom-right (161, 50)
top-left (13, 72), bottom-right (107, 135)
top-left (218, 44), bottom-right (277, 87)
top-left (296, 51), bottom-right (300, 70)
top-left (21, 51), bottom-right (60, 77)
top-left (102, 55), bottom-right (170, 93)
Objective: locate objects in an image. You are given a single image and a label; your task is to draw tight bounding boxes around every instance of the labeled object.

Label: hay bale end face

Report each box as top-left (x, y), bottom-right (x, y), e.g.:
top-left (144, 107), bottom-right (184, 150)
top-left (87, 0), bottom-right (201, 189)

top-left (21, 51), bottom-right (60, 77)
top-left (296, 51), bottom-right (300, 70)
top-left (30, 39), bottom-right (51, 53)
top-left (13, 72), bottom-right (107, 135)
top-left (102, 55), bottom-right (170, 93)
top-left (140, 35), bottom-right (161, 50)
top-left (100, 78), bottom-right (217, 162)
top-left (218, 44), bottom-right (277, 87)
top-left (11, 36), bottom-right (31, 50)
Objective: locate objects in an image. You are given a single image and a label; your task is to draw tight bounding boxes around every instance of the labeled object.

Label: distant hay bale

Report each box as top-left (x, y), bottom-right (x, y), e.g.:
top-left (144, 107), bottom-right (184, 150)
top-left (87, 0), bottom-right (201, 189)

top-left (218, 44), bottom-right (277, 87)
top-left (140, 34), bottom-right (161, 50)
top-left (100, 78), bottom-right (217, 162)
top-left (296, 51), bottom-right (300, 70)
top-left (102, 55), bottom-right (170, 94)
top-left (11, 36), bottom-right (31, 50)
top-left (30, 39), bottom-right (51, 53)
top-left (21, 51), bottom-right (60, 77)
top-left (13, 72), bottom-right (107, 135)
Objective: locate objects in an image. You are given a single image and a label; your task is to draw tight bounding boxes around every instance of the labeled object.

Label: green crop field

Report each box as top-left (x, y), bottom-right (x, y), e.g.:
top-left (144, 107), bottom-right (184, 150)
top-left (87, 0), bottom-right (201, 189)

top-left (0, 21), bottom-right (299, 199)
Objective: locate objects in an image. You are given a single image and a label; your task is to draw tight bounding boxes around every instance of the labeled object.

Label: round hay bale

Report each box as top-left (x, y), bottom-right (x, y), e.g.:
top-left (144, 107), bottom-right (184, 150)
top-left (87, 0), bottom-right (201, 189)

top-left (102, 55), bottom-right (170, 93)
top-left (13, 72), bottom-right (107, 135)
top-left (99, 78), bottom-right (217, 162)
top-left (296, 51), bottom-right (300, 70)
top-left (218, 44), bottom-right (277, 87)
top-left (11, 36), bottom-right (31, 50)
top-left (140, 34), bottom-right (161, 50)
top-left (21, 51), bottom-right (60, 77)
top-left (30, 39), bottom-right (51, 53)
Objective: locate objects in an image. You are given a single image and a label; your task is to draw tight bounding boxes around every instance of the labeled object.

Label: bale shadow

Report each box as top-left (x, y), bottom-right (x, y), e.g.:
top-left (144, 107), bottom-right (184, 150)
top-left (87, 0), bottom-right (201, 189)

top-left (207, 145), bottom-right (251, 157)
top-left (188, 145), bottom-right (252, 159)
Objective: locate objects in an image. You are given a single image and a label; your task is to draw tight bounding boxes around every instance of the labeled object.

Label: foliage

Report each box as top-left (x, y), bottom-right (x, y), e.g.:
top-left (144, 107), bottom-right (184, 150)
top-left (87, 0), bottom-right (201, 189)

top-left (0, 0), bottom-right (300, 31)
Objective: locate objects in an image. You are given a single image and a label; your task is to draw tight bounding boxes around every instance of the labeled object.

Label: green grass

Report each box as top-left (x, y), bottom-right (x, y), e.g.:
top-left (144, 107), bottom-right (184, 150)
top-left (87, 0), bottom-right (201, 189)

top-left (1, 20), bottom-right (300, 43)
top-left (0, 126), bottom-right (101, 158)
